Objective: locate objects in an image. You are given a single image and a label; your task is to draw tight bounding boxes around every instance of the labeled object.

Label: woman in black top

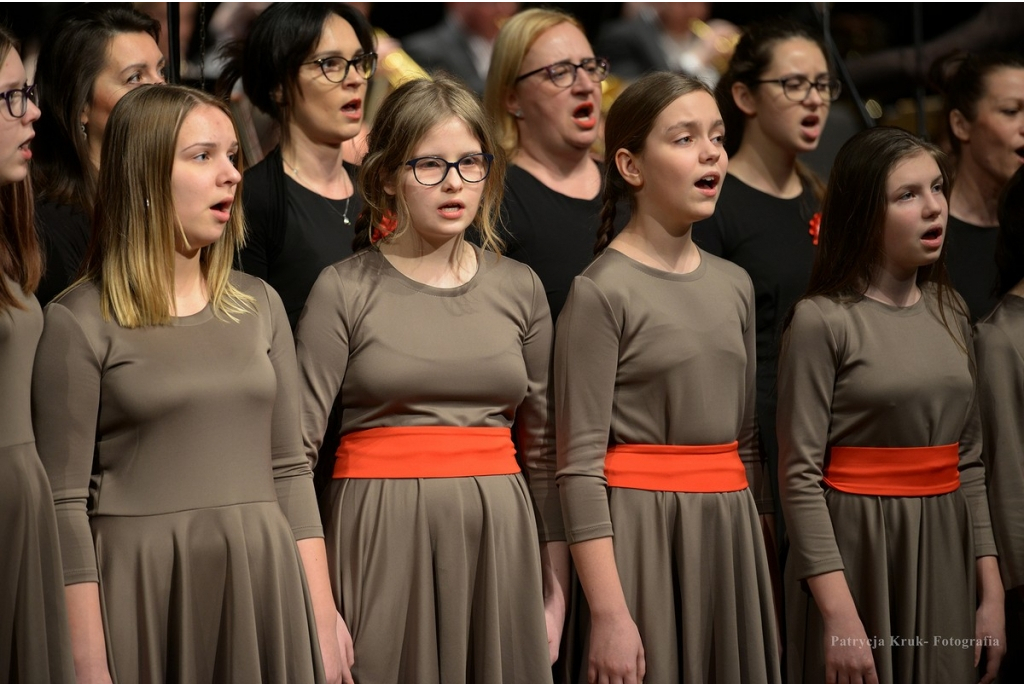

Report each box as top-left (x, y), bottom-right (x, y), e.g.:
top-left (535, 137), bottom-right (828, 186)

top-left (484, 8), bottom-right (610, 321)
top-left (223, 3), bottom-right (374, 329)
top-left (32, 4), bottom-right (165, 305)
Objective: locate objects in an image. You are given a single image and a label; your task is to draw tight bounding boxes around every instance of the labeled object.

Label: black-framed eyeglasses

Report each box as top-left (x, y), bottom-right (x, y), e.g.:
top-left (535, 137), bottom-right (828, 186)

top-left (755, 76), bottom-right (842, 102)
top-left (0, 83), bottom-right (38, 118)
top-left (405, 153), bottom-right (494, 186)
top-left (515, 57), bottom-right (610, 88)
top-left (304, 53), bottom-right (378, 83)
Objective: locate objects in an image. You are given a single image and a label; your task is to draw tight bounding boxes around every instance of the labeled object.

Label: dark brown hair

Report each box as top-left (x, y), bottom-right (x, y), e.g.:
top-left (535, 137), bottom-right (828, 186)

top-left (791, 126), bottom-right (965, 344)
top-left (594, 72), bottom-right (715, 254)
top-left (218, 3), bottom-right (374, 124)
top-left (0, 25), bottom-right (41, 310)
top-left (995, 165), bottom-right (1024, 297)
top-left (717, 18), bottom-right (829, 200)
top-left (32, 3), bottom-right (160, 211)
top-left (930, 51), bottom-right (1024, 157)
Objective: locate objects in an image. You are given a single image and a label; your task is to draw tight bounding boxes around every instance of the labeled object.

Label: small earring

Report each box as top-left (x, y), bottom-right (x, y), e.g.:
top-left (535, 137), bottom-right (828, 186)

top-left (144, 198), bottom-right (150, 209)
top-left (513, 109), bottom-right (524, 119)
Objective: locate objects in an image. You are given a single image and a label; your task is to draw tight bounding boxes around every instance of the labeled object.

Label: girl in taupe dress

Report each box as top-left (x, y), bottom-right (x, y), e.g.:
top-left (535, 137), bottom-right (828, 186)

top-left (295, 76), bottom-right (567, 683)
top-left (778, 126), bottom-right (1005, 683)
top-left (0, 27), bottom-right (74, 682)
top-left (556, 71), bottom-right (780, 684)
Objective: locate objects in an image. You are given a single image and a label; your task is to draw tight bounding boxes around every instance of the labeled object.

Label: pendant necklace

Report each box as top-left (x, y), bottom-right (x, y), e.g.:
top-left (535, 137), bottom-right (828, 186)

top-left (283, 157), bottom-right (352, 226)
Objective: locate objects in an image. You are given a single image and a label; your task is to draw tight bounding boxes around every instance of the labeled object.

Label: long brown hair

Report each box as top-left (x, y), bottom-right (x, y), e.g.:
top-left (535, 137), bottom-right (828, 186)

top-left (594, 72), bottom-right (715, 254)
top-left (0, 26), bottom-right (41, 311)
top-left (353, 75), bottom-right (505, 255)
top-left (790, 126), bottom-right (966, 346)
top-left (81, 85), bottom-right (255, 327)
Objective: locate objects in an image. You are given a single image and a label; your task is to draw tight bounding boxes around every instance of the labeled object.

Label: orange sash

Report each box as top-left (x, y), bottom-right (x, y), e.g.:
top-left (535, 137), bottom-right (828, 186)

top-left (823, 443), bottom-right (960, 496)
top-left (333, 426), bottom-right (520, 479)
top-left (604, 441), bottom-right (748, 493)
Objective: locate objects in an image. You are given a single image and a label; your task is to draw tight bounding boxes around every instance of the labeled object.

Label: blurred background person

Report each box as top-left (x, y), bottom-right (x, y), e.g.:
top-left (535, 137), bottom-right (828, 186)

top-left (32, 2), bottom-right (164, 305)
top-left (404, 2), bottom-right (518, 96)
top-left (932, 51), bottom-right (1024, 321)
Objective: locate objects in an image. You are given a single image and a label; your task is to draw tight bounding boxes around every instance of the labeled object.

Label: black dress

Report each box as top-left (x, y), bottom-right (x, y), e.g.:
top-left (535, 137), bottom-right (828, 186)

top-left (239, 146), bottom-right (364, 330)
top-left (945, 215), bottom-right (999, 322)
top-left (692, 174), bottom-right (819, 519)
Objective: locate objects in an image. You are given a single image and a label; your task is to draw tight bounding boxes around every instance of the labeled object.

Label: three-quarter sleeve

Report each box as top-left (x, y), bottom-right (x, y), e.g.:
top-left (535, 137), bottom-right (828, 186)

top-left (32, 302), bottom-right (103, 585)
top-left (777, 299), bottom-right (846, 581)
top-left (976, 321), bottom-right (1023, 585)
top-left (555, 276), bottom-right (619, 545)
top-left (262, 281), bottom-right (322, 541)
top-left (295, 266), bottom-right (350, 468)
top-left (515, 269), bottom-right (563, 542)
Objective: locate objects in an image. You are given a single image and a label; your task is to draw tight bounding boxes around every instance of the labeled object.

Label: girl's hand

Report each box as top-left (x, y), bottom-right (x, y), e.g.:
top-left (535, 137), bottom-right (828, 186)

top-left (544, 589), bottom-right (567, 664)
top-left (820, 611), bottom-right (879, 684)
top-left (587, 609), bottom-right (645, 684)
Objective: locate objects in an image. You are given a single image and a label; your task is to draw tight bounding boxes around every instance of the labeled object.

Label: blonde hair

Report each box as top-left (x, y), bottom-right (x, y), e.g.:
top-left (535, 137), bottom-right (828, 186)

top-left (82, 85), bottom-right (255, 328)
top-left (356, 75), bottom-right (506, 255)
top-left (484, 8), bottom-right (584, 158)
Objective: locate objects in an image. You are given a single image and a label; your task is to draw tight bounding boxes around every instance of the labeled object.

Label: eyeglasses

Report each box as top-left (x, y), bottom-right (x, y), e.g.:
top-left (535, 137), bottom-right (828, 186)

top-left (0, 84), bottom-right (38, 118)
top-left (405, 153), bottom-right (494, 186)
top-left (514, 58), bottom-right (610, 88)
top-left (755, 76), bottom-right (842, 102)
top-left (304, 53), bottom-right (378, 83)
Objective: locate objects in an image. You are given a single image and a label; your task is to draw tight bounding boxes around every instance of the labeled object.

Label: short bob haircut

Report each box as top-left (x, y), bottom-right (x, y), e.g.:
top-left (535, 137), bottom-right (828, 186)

top-left (595, 72), bottom-right (715, 254)
top-left (221, 3), bottom-right (375, 125)
top-left (32, 3), bottom-right (161, 210)
top-left (80, 85), bottom-right (254, 328)
top-left (995, 165), bottom-right (1024, 297)
top-left (931, 51), bottom-right (1024, 158)
top-left (797, 126), bottom-right (965, 342)
top-left (354, 75), bottom-right (506, 256)
top-left (484, 8), bottom-right (584, 158)
top-left (0, 25), bottom-right (41, 311)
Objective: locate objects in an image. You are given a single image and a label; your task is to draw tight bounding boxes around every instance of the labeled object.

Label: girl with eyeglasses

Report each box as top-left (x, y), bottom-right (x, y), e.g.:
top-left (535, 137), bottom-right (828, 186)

top-left (295, 75), bottom-right (566, 683)
top-left (778, 127), bottom-right (1004, 683)
top-left (484, 8), bottom-right (617, 322)
top-left (557, 71), bottom-right (780, 684)
top-left (692, 18), bottom-right (839, 579)
top-left (221, 2), bottom-right (375, 330)
top-left (0, 25), bottom-right (75, 683)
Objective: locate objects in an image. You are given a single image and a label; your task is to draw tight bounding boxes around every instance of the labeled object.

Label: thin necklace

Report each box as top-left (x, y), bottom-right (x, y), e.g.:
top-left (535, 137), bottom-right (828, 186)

top-left (283, 156), bottom-right (352, 226)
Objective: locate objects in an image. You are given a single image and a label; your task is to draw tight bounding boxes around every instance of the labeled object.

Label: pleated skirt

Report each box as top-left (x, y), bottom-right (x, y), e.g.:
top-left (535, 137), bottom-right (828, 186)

top-left (324, 474), bottom-right (553, 684)
top-left (0, 441), bottom-right (75, 683)
top-left (786, 489), bottom-right (979, 683)
top-left (92, 500), bottom-right (324, 683)
top-left (570, 488), bottom-right (781, 683)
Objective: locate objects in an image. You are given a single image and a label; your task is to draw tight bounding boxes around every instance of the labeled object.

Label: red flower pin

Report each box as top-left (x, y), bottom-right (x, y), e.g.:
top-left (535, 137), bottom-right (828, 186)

top-left (808, 212), bottom-right (821, 246)
top-left (371, 211), bottom-right (398, 244)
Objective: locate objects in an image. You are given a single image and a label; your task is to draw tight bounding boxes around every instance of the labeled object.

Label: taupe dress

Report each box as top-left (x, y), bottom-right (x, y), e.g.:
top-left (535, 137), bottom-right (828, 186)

top-left (555, 249), bottom-right (780, 683)
top-left (33, 274), bottom-right (324, 683)
top-left (779, 291), bottom-right (997, 683)
top-left (296, 247), bottom-right (560, 683)
top-left (1, 278), bottom-right (75, 682)
top-left (976, 293), bottom-right (1024, 675)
